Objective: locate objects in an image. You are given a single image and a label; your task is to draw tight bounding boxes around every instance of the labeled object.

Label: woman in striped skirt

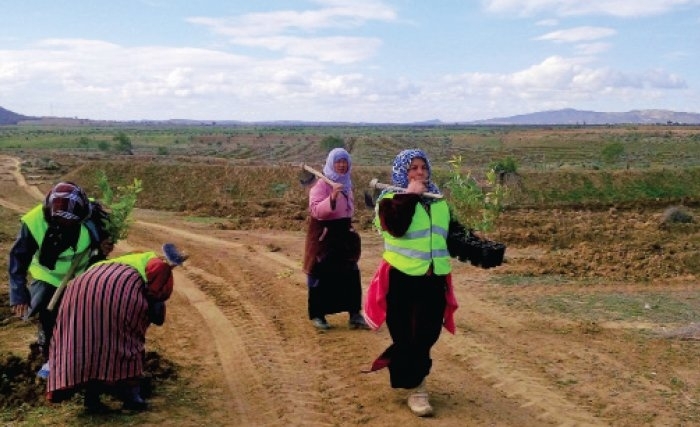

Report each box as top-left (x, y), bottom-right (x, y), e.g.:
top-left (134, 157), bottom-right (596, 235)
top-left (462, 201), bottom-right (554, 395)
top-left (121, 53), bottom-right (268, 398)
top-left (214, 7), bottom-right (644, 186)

top-left (47, 251), bottom-right (175, 413)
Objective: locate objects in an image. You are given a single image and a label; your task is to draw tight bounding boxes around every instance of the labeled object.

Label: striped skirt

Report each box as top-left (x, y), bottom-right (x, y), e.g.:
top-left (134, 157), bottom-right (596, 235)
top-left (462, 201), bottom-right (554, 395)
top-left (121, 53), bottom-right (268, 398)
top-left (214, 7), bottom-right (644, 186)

top-left (48, 263), bottom-right (151, 395)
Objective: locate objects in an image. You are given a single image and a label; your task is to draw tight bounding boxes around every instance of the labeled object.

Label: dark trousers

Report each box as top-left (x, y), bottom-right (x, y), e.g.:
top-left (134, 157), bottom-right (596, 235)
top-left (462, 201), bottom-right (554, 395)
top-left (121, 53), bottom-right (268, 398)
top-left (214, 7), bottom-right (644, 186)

top-left (385, 268), bottom-right (447, 389)
top-left (307, 264), bottom-right (361, 319)
top-left (28, 280), bottom-right (58, 360)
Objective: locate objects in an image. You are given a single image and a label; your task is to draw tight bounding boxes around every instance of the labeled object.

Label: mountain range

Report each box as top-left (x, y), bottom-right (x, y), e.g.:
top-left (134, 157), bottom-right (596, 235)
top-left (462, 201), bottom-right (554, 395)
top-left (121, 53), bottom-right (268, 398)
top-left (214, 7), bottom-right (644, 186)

top-left (465, 108), bottom-right (700, 125)
top-left (1, 106), bottom-right (699, 126)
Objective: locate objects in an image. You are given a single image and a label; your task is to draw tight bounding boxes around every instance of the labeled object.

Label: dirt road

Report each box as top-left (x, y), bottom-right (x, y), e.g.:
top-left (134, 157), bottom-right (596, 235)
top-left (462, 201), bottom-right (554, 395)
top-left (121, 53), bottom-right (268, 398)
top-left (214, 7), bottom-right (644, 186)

top-left (2, 155), bottom-right (698, 426)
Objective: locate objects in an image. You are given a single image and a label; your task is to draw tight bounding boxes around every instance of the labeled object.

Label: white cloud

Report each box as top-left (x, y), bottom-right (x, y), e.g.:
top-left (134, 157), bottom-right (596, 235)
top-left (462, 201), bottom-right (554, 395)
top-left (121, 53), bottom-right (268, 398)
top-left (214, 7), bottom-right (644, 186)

top-left (222, 35), bottom-right (381, 64)
top-left (186, 0), bottom-right (395, 63)
top-left (536, 26), bottom-right (616, 43)
top-left (535, 19), bottom-right (559, 26)
top-left (574, 42), bottom-right (611, 55)
top-left (644, 69), bottom-right (687, 89)
top-left (0, 33), bottom-right (690, 122)
top-left (483, 0), bottom-right (700, 17)
top-left (439, 56), bottom-right (686, 103)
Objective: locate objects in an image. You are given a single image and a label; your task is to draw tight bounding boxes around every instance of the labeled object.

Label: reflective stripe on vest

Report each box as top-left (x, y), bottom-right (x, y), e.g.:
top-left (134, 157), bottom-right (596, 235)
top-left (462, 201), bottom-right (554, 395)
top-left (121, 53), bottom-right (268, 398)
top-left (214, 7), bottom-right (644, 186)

top-left (91, 251), bottom-right (157, 282)
top-left (376, 193), bottom-right (452, 276)
top-left (22, 204), bottom-right (92, 287)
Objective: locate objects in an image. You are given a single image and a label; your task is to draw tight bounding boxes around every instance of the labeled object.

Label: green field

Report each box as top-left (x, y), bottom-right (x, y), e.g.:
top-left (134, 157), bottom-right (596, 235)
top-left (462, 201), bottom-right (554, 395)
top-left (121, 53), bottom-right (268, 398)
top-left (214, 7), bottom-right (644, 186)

top-left (2, 123), bottom-right (700, 170)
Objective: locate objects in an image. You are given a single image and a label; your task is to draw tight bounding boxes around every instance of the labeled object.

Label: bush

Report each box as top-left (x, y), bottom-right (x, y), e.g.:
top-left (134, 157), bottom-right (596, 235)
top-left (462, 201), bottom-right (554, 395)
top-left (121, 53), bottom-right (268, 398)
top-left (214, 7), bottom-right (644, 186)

top-left (443, 155), bottom-right (509, 233)
top-left (113, 131), bottom-right (133, 154)
top-left (96, 171), bottom-right (143, 243)
top-left (661, 206), bottom-right (693, 225)
top-left (601, 142), bottom-right (625, 164)
top-left (320, 136), bottom-right (345, 152)
top-left (488, 156), bottom-right (518, 174)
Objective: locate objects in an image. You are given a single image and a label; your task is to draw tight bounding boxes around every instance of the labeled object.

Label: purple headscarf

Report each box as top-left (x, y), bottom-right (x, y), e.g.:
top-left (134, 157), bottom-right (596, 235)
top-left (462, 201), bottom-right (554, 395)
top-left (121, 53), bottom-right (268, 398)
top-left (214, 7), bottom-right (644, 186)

top-left (322, 148), bottom-right (352, 193)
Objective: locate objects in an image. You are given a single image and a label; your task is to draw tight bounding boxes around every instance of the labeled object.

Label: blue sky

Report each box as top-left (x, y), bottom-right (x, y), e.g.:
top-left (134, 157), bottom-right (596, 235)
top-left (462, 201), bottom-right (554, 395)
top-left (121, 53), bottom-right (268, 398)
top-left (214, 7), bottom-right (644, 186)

top-left (1, 0), bottom-right (698, 122)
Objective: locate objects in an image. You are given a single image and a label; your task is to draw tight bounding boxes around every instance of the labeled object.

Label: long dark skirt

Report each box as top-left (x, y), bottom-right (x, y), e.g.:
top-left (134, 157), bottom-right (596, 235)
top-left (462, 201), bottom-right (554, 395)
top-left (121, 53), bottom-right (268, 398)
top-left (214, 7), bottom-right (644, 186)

top-left (385, 268), bottom-right (447, 389)
top-left (47, 264), bottom-right (150, 397)
top-left (307, 262), bottom-right (361, 319)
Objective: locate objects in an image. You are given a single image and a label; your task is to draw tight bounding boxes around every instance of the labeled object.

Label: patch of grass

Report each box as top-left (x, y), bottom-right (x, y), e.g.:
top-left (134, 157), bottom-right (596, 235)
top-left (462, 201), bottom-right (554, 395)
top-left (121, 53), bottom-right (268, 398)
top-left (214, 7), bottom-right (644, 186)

top-left (518, 169), bottom-right (700, 207)
top-left (183, 216), bottom-right (223, 224)
top-left (527, 292), bottom-right (700, 323)
top-left (492, 274), bottom-right (572, 286)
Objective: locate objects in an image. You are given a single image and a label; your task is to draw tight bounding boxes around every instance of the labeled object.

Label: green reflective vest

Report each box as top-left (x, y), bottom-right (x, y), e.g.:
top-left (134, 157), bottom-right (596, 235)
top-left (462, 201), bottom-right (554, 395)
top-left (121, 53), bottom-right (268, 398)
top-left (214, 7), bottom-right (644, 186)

top-left (375, 193), bottom-right (452, 276)
top-left (22, 204), bottom-right (93, 287)
top-left (91, 251), bottom-right (157, 282)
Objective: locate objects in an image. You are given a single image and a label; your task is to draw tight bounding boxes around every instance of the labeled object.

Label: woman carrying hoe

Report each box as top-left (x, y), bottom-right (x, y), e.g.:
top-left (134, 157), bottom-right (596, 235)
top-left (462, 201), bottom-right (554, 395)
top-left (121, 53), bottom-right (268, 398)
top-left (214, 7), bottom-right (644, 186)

top-left (302, 148), bottom-right (370, 331)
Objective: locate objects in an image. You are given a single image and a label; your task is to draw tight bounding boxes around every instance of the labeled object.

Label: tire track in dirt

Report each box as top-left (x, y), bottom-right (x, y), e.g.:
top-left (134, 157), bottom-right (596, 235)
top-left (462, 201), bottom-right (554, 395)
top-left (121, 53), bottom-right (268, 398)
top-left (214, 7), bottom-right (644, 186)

top-left (0, 155), bottom-right (45, 212)
top-left (445, 333), bottom-right (605, 426)
top-left (174, 265), bottom-right (276, 425)
top-left (0, 155), bottom-right (45, 200)
top-left (446, 284), bottom-right (607, 426)
top-left (0, 197), bottom-right (25, 213)
top-left (116, 239), bottom-right (266, 424)
top-left (133, 219), bottom-right (299, 270)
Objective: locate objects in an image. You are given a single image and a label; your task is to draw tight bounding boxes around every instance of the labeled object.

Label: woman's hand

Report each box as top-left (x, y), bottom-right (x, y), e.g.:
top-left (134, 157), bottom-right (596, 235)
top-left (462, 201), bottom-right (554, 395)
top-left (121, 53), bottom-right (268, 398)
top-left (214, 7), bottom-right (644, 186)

top-left (330, 182), bottom-right (343, 201)
top-left (406, 179), bottom-right (426, 195)
top-left (12, 304), bottom-right (28, 318)
top-left (100, 239), bottom-right (115, 256)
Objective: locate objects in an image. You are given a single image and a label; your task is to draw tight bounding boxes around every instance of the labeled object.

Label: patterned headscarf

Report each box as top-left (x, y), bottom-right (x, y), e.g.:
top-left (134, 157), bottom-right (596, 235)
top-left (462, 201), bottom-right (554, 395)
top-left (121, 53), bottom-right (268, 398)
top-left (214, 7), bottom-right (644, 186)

top-left (391, 149), bottom-right (442, 196)
top-left (43, 182), bottom-right (91, 222)
top-left (322, 148), bottom-right (352, 193)
top-left (145, 257), bottom-right (174, 302)
top-left (38, 182), bottom-right (92, 268)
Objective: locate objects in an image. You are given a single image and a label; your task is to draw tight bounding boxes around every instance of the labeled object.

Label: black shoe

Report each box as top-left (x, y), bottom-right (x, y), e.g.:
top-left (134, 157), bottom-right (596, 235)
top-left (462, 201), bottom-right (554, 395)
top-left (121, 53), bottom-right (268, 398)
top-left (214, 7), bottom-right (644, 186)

top-left (311, 317), bottom-right (331, 330)
top-left (122, 400), bottom-right (148, 411)
top-left (349, 313), bottom-right (371, 330)
top-left (122, 399), bottom-right (148, 411)
top-left (84, 400), bottom-right (113, 415)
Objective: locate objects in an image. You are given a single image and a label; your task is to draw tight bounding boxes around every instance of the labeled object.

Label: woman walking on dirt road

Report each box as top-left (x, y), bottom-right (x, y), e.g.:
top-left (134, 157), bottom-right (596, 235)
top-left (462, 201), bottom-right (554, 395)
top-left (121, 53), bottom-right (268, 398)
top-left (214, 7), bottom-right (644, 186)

top-left (302, 147), bottom-right (370, 331)
top-left (364, 149), bottom-right (459, 417)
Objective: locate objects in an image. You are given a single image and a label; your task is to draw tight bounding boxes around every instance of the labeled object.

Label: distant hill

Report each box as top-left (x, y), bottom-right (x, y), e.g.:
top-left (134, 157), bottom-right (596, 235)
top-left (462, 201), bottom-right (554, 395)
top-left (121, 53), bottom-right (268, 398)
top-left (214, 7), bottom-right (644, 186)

top-left (467, 108), bottom-right (700, 125)
top-left (3, 105), bottom-right (700, 126)
top-left (0, 106), bottom-right (36, 125)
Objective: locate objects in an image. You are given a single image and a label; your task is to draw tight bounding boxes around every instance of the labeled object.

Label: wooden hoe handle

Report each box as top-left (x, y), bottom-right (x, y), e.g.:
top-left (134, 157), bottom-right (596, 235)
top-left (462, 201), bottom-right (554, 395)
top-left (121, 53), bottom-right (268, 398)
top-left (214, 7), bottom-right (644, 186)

top-left (368, 178), bottom-right (443, 199)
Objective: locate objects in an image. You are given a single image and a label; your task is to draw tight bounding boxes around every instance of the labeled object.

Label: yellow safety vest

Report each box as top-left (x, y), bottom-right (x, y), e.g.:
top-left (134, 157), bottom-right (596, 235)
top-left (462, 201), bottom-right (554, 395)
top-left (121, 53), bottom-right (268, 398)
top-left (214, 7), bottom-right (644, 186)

top-left (23, 204), bottom-right (92, 287)
top-left (91, 251), bottom-right (157, 282)
top-left (375, 193), bottom-right (452, 276)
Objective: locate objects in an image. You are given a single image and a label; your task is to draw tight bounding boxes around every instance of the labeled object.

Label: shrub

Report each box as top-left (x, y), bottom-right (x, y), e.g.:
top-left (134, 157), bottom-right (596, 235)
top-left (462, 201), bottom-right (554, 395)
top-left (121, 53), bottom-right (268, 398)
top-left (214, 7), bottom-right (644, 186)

top-left (443, 155), bottom-right (509, 232)
top-left (488, 156), bottom-right (518, 174)
top-left (113, 131), bottom-right (133, 154)
top-left (661, 206), bottom-right (693, 225)
top-left (96, 171), bottom-right (143, 243)
top-left (601, 142), bottom-right (625, 164)
top-left (320, 136), bottom-right (345, 152)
